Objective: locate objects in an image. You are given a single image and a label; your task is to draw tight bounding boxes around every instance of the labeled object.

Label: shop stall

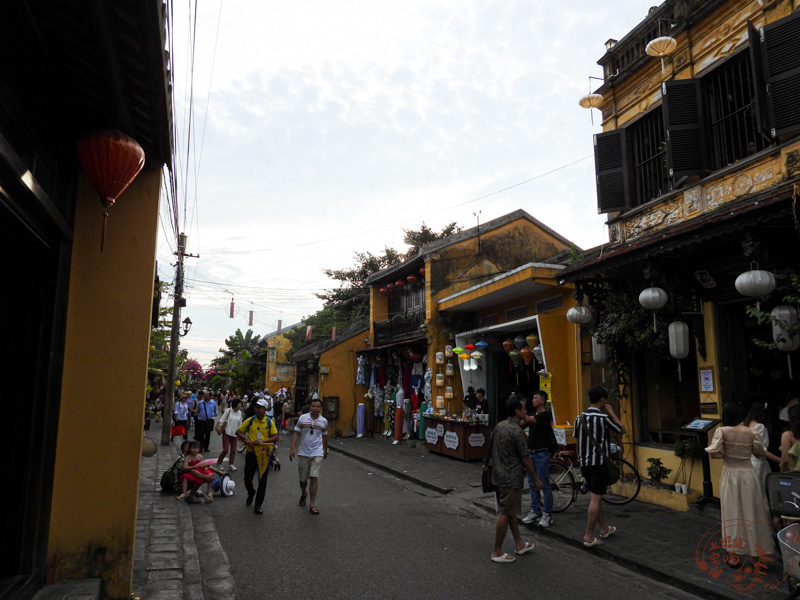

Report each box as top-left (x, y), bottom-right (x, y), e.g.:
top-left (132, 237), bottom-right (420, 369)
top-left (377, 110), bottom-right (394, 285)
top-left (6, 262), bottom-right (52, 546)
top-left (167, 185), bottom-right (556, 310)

top-left (423, 414), bottom-right (490, 461)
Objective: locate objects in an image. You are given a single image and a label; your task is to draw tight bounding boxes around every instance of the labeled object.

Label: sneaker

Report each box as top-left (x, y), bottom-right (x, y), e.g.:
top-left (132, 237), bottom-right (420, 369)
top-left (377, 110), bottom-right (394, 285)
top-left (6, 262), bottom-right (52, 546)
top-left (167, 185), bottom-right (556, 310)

top-left (228, 465), bottom-right (237, 471)
top-left (521, 511), bottom-right (541, 525)
top-left (539, 513), bottom-right (553, 528)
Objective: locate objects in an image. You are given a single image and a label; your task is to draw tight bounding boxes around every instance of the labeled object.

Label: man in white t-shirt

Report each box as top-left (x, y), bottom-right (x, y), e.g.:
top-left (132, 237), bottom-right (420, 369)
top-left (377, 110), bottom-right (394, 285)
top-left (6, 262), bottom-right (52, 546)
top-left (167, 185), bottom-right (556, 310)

top-left (289, 398), bottom-right (328, 515)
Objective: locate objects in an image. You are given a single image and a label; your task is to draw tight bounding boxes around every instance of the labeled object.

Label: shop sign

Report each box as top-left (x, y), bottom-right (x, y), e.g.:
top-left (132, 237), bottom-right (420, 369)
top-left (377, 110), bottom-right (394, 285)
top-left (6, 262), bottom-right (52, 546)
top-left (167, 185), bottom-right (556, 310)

top-left (425, 428), bottom-right (438, 445)
top-left (554, 427), bottom-right (567, 446)
top-left (468, 433), bottom-right (485, 447)
top-left (436, 423), bottom-right (444, 437)
top-left (444, 431), bottom-right (459, 449)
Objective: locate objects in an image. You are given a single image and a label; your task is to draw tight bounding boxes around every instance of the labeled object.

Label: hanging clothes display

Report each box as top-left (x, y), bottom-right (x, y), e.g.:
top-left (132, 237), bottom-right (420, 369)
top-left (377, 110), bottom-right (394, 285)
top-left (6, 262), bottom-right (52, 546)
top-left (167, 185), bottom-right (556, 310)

top-left (356, 355), bottom-right (367, 386)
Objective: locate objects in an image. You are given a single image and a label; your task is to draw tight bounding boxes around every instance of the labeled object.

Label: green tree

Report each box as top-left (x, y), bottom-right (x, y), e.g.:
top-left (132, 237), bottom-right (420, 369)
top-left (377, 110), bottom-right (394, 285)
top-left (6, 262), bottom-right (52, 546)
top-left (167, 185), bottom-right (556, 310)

top-left (401, 221), bottom-right (461, 259)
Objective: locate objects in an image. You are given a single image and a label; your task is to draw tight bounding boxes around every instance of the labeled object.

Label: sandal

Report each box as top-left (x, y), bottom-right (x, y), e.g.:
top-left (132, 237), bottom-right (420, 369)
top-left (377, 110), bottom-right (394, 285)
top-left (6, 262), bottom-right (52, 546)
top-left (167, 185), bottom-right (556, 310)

top-left (309, 506), bottom-right (320, 515)
top-left (176, 494), bottom-right (186, 501)
top-left (204, 493), bottom-right (214, 502)
top-left (299, 495), bottom-right (307, 507)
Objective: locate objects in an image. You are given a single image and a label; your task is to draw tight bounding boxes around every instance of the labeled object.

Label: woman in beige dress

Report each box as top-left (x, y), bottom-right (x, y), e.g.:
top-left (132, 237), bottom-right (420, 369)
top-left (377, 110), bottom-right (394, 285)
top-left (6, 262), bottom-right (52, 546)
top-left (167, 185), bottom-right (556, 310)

top-left (706, 403), bottom-right (772, 558)
top-left (743, 402), bottom-right (780, 496)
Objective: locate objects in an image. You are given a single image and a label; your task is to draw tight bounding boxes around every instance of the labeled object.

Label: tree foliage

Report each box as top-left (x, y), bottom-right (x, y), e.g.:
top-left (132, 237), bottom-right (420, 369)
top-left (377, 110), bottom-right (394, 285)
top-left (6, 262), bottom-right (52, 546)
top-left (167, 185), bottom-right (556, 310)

top-left (401, 221), bottom-right (461, 259)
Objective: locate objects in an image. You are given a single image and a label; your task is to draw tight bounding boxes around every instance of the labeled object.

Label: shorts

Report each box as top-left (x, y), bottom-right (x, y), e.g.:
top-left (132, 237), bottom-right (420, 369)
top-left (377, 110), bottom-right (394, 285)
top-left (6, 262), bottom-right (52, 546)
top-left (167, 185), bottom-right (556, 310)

top-left (298, 455), bottom-right (323, 482)
top-left (496, 487), bottom-right (522, 516)
top-left (581, 464), bottom-right (609, 496)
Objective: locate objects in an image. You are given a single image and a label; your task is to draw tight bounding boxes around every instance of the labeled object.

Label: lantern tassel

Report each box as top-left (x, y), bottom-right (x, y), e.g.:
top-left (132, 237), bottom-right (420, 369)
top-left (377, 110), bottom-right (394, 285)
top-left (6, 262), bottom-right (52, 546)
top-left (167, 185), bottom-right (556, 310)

top-left (789, 354), bottom-right (794, 381)
top-left (678, 360), bottom-right (682, 382)
top-left (601, 366), bottom-right (606, 383)
top-left (653, 313), bottom-right (658, 333)
top-left (100, 211), bottom-right (109, 252)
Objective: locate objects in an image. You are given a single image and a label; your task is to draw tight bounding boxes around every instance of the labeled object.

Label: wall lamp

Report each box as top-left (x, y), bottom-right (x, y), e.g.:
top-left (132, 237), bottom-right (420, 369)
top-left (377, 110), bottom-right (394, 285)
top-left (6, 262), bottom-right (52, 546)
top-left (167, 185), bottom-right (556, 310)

top-left (180, 317), bottom-right (192, 337)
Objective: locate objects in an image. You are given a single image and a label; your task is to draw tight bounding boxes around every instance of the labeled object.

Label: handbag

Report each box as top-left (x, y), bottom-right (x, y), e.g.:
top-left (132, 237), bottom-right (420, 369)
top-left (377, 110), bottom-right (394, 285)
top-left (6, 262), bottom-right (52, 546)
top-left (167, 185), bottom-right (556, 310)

top-left (481, 434), bottom-right (496, 493)
top-left (215, 408), bottom-right (231, 435)
top-left (171, 424), bottom-right (186, 437)
top-left (580, 415), bottom-right (620, 485)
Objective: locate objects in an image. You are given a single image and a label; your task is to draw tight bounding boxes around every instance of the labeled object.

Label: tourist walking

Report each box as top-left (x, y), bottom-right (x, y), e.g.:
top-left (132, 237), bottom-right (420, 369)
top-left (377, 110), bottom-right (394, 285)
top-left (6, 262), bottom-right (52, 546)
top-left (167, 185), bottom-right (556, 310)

top-left (289, 397), bottom-right (328, 515)
top-left (217, 398), bottom-right (243, 471)
top-left (236, 399), bottom-right (278, 514)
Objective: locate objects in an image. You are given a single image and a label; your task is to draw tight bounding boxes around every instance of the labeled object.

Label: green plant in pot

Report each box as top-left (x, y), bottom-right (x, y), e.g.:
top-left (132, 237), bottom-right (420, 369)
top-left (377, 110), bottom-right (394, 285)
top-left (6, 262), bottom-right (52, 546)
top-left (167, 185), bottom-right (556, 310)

top-left (646, 457), bottom-right (672, 488)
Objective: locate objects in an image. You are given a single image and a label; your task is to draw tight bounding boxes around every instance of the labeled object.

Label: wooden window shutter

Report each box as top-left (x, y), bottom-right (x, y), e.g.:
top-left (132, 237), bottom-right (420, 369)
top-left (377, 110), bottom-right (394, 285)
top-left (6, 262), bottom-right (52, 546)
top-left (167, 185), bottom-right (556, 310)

top-left (594, 129), bottom-right (629, 214)
top-left (747, 20), bottom-right (770, 138)
top-left (759, 10), bottom-right (800, 138)
top-left (662, 79), bottom-right (706, 177)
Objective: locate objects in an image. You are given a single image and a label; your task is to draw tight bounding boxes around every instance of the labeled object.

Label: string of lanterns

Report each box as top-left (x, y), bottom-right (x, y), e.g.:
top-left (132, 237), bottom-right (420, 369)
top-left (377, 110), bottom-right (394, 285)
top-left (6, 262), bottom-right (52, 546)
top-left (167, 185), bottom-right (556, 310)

top-left (379, 268), bottom-right (426, 295)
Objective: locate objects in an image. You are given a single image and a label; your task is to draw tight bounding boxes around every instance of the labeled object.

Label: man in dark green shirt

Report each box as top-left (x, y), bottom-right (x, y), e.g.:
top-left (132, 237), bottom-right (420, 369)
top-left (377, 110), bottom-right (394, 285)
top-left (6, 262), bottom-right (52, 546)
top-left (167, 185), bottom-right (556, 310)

top-left (489, 395), bottom-right (542, 563)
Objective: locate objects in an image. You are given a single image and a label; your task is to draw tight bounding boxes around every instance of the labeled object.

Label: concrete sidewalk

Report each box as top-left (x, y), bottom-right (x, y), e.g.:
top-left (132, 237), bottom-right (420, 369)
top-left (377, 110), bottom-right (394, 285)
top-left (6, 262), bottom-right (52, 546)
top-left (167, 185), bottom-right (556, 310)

top-left (329, 434), bottom-right (788, 600)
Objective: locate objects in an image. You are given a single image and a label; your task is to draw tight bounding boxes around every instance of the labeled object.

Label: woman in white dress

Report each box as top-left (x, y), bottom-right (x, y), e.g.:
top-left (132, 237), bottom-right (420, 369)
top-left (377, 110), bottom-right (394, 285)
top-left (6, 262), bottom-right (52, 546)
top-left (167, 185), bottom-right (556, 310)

top-left (744, 402), bottom-right (780, 496)
top-left (706, 403), bottom-right (773, 558)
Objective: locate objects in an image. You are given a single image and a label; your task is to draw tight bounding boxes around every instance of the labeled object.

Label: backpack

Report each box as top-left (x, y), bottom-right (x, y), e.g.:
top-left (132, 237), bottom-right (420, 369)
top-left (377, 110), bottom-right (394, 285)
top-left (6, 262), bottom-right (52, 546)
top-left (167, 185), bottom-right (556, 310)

top-left (160, 456), bottom-right (184, 493)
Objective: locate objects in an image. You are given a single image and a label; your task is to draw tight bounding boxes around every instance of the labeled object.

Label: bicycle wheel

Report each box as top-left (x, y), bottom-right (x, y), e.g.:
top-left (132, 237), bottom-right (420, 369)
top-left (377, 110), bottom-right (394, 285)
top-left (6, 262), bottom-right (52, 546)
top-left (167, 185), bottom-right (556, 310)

top-left (237, 438), bottom-right (246, 453)
top-left (603, 458), bottom-right (641, 505)
top-left (548, 461), bottom-right (575, 513)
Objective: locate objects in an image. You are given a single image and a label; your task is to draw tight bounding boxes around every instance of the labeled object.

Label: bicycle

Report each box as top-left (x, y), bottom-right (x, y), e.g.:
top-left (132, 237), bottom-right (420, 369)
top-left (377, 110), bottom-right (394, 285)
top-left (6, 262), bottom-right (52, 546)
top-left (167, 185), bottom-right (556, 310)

top-left (548, 447), bottom-right (641, 512)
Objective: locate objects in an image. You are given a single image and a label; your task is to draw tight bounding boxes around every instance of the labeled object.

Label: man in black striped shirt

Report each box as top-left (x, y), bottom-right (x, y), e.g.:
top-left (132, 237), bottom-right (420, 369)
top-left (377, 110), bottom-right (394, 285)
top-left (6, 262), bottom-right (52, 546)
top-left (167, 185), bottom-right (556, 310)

top-left (573, 386), bottom-right (625, 547)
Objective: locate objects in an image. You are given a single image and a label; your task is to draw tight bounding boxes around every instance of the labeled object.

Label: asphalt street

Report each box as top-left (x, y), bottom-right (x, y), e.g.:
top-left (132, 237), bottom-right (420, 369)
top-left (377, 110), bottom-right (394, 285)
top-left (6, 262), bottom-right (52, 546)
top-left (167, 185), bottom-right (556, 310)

top-left (188, 430), bottom-right (703, 600)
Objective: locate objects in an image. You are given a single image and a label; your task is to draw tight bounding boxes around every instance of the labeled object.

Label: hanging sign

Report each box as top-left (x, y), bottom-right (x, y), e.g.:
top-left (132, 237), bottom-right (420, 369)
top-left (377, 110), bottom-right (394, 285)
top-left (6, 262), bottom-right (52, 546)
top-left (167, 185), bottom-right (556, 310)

top-left (468, 433), bottom-right (486, 447)
top-left (554, 427), bottom-right (567, 446)
top-left (444, 431), bottom-right (459, 449)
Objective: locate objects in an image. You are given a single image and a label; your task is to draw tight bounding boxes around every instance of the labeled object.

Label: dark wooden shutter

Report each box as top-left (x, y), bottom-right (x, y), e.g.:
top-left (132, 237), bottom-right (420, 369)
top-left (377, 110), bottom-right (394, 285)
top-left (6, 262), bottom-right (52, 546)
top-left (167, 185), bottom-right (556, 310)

top-left (760, 9), bottom-right (800, 137)
top-left (594, 129), bottom-right (629, 214)
top-left (662, 79), bottom-right (706, 177)
top-left (747, 20), bottom-right (770, 138)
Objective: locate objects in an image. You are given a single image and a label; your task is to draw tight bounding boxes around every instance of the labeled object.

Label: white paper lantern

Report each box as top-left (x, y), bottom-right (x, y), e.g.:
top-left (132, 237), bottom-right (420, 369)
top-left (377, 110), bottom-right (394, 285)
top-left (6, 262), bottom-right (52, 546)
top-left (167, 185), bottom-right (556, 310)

top-left (639, 287), bottom-right (668, 310)
top-left (668, 321), bottom-right (690, 360)
top-left (468, 358), bottom-right (478, 371)
top-left (772, 305), bottom-right (800, 352)
top-left (470, 351), bottom-right (483, 360)
top-left (532, 345), bottom-right (544, 364)
top-left (592, 337), bottom-right (608, 364)
top-left (566, 306), bottom-right (592, 324)
top-left (735, 268), bottom-right (776, 298)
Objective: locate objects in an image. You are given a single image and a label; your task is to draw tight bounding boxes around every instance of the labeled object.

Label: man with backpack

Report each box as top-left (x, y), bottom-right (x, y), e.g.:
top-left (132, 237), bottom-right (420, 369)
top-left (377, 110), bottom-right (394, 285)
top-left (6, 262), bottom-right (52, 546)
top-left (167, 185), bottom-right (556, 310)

top-left (236, 398), bottom-right (279, 515)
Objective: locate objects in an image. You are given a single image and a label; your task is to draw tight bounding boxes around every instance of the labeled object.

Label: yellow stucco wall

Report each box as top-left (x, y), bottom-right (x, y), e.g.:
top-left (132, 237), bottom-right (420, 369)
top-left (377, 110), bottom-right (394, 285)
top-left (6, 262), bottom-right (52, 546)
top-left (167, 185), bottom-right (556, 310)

top-left (49, 168), bottom-right (162, 597)
top-left (318, 332), bottom-right (370, 436)
top-left (264, 332), bottom-right (296, 391)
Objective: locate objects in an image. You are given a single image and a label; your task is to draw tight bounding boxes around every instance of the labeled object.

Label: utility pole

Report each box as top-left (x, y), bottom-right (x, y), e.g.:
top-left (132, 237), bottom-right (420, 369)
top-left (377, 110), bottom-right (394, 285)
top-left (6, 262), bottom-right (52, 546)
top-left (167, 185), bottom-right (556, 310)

top-left (161, 232), bottom-right (189, 446)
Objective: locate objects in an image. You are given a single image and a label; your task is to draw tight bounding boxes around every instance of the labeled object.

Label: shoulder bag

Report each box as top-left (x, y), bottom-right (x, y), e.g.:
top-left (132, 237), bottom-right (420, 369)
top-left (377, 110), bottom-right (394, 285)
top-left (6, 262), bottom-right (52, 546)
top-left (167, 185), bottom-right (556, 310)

top-left (481, 433), bottom-right (496, 493)
top-left (580, 414), bottom-right (620, 485)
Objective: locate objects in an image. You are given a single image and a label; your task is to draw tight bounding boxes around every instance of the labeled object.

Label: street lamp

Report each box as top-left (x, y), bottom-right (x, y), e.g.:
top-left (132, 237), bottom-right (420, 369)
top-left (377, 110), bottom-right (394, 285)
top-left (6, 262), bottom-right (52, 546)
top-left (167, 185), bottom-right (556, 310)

top-left (181, 317), bottom-right (192, 336)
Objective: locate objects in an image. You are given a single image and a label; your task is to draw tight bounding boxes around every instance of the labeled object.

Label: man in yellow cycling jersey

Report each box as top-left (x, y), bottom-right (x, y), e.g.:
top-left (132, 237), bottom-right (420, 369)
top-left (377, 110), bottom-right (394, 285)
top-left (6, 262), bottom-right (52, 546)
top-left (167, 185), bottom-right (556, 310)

top-left (236, 399), bottom-right (279, 514)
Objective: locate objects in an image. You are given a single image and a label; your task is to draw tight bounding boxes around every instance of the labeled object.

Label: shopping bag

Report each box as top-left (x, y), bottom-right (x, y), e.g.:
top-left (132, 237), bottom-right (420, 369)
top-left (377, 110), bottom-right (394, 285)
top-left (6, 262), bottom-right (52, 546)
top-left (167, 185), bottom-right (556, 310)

top-left (171, 424), bottom-right (186, 437)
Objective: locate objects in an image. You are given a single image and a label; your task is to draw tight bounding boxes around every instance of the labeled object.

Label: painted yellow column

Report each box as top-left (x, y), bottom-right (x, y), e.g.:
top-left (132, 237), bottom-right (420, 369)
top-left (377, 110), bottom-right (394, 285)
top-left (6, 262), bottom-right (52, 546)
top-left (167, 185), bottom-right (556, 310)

top-left (49, 168), bottom-right (162, 598)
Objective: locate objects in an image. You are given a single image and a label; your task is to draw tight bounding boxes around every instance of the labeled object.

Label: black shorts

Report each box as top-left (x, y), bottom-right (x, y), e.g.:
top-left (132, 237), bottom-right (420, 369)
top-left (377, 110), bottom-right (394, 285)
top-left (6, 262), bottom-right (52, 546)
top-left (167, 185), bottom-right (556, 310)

top-left (581, 464), bottom-right (609, 496)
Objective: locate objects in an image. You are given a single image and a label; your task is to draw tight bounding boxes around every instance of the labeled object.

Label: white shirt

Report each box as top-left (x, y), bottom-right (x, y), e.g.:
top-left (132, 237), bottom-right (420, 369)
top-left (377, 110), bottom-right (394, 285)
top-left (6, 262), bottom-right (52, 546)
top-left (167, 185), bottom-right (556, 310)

top-left (221, 408), bottom-right (243, 436)
top-left (294, 413), bottom-right (328, 457)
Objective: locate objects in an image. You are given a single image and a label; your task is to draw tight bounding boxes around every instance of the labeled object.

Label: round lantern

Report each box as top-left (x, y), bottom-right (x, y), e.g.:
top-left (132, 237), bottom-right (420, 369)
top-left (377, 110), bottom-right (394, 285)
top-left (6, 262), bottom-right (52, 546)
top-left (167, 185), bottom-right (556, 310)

top-left (458, 352), bottom-right (470, 360)
top-left (407, 275), bottom-right (418, 284)
top-left (77, 130), bottom-right (145, 252)
top-left (639, 286), bottom-right (669, 332)
top-left (420, 267), bottom-right (426, 277)
top-left (772, 305), bottom-right (800, 352)
top-left (141, 436), bottom-right (158, 458)
top-left (514, 335), bottom-right (526, 350)
top-left (591, 337), bottom-right (608, 364)
top-left (532, 345), bottom-right (544, 364)
top-left (526, 332), bottom-right (539, 348)
top-left (502, 339), bottom-right (515, 353)
top-left (470, 350), bottom-right (483, 360)
top-left (509, 349), bottom-right (521, 368)
top-left (735, 265), bottom-right (776, 299)
top-left (519, 346), bottom-right (533, 365)
top-left (408, 353), bottom-right (423, 363)
top-left (386, 283), bottom-right (395, 291)
top-left (452, 346), bottom-right (464, 355)
top-left (379, 288), bottom-right (388, 295)
top-left (464, 343), bottom-right (476, 352)
top-left (395, 280), bottom-right (406, 288)
top-left (475, 340), bottom-right (489, 351)
top-left (566, 306), bottom-right (592, 324)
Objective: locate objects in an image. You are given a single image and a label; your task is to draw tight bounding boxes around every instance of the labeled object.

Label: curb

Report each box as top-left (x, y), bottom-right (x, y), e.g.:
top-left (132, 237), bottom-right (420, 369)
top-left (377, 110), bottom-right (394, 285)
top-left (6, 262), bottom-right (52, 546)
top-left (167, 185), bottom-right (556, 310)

top-left (470, 499), bottom-right (734, 600)
top-left (328, 445), bottom-right (454, 495)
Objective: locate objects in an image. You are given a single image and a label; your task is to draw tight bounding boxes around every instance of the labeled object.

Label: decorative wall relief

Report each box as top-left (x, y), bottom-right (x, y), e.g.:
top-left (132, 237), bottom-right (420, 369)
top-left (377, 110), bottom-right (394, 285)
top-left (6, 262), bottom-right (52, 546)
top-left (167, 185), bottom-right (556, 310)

top-left (684, 188), bottom-right (701, 217)
top-left (786, 150), bottom-right (800, 178)
top-left (624, 198), bottom-right (684, 241)
top-left (705, 183), bottom-right (732, 210)
top-left (732, 173), bottom-right (752, 196)
top-left (609, 222), bottom-right (622, 245)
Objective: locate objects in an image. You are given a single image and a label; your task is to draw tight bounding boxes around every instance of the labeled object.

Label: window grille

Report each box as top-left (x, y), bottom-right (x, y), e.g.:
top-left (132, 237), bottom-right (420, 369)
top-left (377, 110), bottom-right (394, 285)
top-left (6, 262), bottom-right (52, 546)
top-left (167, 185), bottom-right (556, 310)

top-left (536, 296), bottom-right (563, 313)
top-left (630, 108), bottom-right (670, 206)
top-left (505, 306), bottom-right (527, 321)
top-left (479, 314), bottom-right (498, 327)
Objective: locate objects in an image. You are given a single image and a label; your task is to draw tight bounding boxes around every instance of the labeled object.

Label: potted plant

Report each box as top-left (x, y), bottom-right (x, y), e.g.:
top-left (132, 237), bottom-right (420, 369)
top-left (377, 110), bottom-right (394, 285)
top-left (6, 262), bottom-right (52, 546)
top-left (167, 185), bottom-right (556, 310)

top-left (646, 457), bottom-right (672, 488)
top-left (673, 438), bottom-right (702, 493)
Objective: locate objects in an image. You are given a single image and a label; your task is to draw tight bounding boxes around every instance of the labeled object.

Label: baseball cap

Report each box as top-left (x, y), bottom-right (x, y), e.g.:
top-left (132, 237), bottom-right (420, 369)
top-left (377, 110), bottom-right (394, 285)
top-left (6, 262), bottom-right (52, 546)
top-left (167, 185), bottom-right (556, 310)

top-left (256, 399), bottom-right (269, 408)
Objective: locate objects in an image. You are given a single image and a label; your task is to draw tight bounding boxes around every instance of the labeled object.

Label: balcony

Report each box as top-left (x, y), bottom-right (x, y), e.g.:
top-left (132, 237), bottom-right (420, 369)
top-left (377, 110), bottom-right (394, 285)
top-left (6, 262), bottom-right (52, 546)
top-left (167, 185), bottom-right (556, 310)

top-left (374, 309), bottom-right (425, 346)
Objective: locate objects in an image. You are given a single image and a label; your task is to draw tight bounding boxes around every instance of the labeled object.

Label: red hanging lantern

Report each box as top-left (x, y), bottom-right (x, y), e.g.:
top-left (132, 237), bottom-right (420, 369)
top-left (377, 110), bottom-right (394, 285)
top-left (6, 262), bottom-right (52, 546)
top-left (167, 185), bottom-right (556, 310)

top-left (379, 288), bottom-right (389, 295)
top-left (395, 280), bottom-right (406, 288)
top-left (419, 267), bottom-right (426, 277)
top-left (463, 343), bottom-right (476, 352)
top-left (77, 130), bottom-right (145, 252)
top-left (407, 275), bottom-right (418, 284)
top-left (386, 283), bottom-right (396, 291)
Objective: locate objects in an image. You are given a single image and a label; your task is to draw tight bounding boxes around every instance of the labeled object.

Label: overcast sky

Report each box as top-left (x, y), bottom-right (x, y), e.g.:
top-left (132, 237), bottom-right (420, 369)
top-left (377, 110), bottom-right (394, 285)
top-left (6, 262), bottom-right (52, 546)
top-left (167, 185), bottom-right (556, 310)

top-left (157, 0), bottom-right (657, 366)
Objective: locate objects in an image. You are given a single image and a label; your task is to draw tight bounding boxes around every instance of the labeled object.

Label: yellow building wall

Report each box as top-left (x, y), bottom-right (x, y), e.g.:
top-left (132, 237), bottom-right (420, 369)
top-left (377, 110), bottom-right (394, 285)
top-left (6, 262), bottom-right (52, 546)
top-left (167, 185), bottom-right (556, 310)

top-left (318, 333), bottom-right (370, 436)
top-left (49, 169), bottom-right (162, 597)
top-left (264, 332), bottom-right (296, 391)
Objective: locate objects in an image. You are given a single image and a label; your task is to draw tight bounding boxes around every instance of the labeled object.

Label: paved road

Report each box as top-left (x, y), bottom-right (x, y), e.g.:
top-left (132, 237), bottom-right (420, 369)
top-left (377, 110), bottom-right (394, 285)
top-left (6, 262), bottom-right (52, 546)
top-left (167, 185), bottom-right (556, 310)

top-left (200, 446), bottom-right (701, 600)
